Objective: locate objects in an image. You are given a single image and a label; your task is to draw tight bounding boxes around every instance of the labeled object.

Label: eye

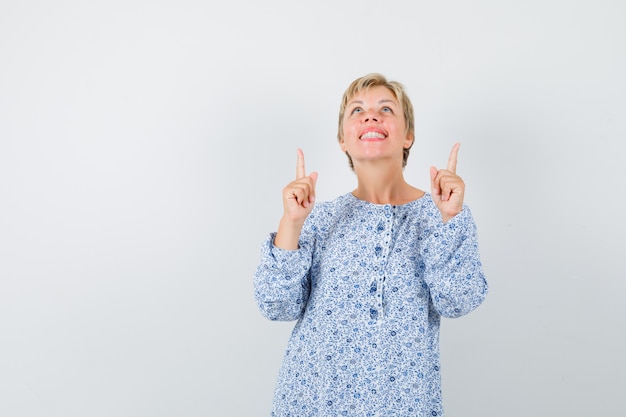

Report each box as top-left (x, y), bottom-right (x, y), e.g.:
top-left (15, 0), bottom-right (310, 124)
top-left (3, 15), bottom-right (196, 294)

top-left (351, 107), bottom-right (363, 114)
top-left (382, 106), bottom-right (393, 113)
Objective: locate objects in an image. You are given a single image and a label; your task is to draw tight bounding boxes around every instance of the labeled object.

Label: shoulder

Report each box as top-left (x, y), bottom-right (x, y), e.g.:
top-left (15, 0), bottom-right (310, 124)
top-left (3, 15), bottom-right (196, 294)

top-left (404, 193), bottom-right (440, 221)
top-left (406, 194), bottom-right (476, 227)
top-left (304, 193), bottom-right (355, 228)
top-left (310, 193), bottom-right (354, 215)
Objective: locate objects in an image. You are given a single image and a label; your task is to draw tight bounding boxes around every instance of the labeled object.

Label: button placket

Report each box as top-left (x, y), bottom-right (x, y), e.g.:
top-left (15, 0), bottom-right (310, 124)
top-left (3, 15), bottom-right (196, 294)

top-left (374, 205), bottom-right (396, 320)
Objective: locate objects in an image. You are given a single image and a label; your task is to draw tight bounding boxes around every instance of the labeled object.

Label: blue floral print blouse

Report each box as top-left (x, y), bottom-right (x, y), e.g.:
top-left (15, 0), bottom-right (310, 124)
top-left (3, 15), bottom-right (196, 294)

top-left (254, 192), bottom-right (488, 416)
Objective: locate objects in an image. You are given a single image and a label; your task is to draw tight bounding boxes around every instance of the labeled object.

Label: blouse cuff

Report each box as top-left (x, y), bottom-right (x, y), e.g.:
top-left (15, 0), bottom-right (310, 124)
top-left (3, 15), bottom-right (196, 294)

top-left (422, 207), bottom-right (476, 266)
top-left (262, 233), bottom-right (310, 276)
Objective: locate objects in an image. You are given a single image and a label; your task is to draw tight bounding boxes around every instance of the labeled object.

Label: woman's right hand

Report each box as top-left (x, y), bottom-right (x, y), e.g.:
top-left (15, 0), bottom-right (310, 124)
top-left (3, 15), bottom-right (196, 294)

top-left (274, 149), bottom-right (318, 249)
top-left (282, 148), bottom-right (318, 222)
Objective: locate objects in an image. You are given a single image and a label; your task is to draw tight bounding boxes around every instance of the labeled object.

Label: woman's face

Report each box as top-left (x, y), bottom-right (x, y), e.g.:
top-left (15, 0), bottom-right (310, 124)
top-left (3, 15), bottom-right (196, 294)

top-left (340, 85), bottom-right (413, 168)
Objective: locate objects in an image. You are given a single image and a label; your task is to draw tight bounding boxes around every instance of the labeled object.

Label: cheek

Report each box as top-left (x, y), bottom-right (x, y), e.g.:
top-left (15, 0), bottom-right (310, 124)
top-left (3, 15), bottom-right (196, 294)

top-left (347, 118), bottom-right (362, 134)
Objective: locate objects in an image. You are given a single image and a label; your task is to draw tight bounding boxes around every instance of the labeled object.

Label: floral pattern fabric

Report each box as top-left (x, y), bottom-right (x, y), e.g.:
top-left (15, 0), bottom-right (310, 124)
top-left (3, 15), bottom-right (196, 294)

top-left (254, 193), bottom-right (488, 416)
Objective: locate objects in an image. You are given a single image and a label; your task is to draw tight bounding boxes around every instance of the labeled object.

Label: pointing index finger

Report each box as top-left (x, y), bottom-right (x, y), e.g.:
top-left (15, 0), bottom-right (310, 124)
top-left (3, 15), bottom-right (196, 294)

top-left (447, 143), bottom-right (460, 173)
top-left (296, 148), bottom-right (306, 179)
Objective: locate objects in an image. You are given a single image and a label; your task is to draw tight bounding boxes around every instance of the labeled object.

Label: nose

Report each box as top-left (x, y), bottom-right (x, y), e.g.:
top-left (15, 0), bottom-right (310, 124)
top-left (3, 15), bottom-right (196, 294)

top-left (362, 111), bottom-right (378, 123)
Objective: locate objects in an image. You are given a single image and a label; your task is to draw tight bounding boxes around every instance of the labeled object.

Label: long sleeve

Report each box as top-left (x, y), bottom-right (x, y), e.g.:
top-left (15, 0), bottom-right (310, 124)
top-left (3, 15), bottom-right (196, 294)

top-left (253, 231), bottom-right (314, 322)
top-left (420, 206), bottom-right (488, 318)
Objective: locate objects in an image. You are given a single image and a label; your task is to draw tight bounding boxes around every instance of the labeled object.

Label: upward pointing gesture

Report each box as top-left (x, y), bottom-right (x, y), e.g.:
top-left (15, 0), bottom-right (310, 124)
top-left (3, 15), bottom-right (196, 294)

top-left (274, 149), bottom-right (318, 250)
top-left (430, 143), bottom-right (465, 223)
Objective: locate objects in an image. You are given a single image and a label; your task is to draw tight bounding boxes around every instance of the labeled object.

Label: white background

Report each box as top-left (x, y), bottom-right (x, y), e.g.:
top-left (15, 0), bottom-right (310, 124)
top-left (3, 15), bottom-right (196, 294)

top-left (1, 1), bottom-right (625, 416)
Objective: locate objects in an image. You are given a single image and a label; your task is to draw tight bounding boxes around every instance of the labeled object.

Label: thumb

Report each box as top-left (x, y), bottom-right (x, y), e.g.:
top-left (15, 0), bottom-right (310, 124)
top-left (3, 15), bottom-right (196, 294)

top-left (429, 166), bottom-right (440, 196)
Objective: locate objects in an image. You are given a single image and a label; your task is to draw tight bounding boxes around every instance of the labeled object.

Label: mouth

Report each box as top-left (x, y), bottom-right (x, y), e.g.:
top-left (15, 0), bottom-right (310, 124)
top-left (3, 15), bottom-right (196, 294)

top-left (359, 129), bottom-right (387, 141)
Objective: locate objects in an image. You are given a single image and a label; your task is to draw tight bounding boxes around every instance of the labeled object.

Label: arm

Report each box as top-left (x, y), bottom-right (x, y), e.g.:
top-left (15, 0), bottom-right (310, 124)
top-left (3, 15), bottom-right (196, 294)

top-left (254, 223), bottom-right (315, 321)
top-left (253, 149), bottom-right (318, 321)
top-left (423, 144), bottom-right (487, 316)
top-left (421, 206), bottom-right (488, 318)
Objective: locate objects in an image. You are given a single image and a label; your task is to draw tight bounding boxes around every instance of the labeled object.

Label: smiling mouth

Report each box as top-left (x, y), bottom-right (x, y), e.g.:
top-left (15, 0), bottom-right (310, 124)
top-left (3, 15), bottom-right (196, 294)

top-left (360, 131), bottom-right (386, 140)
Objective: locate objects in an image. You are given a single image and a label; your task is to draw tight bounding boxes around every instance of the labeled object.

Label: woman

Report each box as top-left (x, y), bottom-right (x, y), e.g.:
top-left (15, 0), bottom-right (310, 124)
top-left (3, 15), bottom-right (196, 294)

top-left (254, 73), bottom-right (488, 416)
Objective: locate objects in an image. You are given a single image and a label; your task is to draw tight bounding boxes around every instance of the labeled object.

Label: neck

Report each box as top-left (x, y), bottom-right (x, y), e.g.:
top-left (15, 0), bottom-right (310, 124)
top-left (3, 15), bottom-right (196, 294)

top-left (352, 161), bottom-right (422, 205)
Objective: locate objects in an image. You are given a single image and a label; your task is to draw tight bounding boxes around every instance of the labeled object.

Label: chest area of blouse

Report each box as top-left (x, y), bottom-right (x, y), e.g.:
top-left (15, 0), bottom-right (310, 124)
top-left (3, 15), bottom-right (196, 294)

top-left (309, 204), bottom-right (431, 321)
top-left (314, 206), bottom-right (429, 284)
top-left (317, 205), bottom-right (425, 262)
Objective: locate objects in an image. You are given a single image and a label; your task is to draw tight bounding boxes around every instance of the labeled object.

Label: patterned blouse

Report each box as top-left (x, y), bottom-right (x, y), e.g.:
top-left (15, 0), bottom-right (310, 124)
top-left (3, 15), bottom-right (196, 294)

top-left (254, 192), bottom-right (488, 416)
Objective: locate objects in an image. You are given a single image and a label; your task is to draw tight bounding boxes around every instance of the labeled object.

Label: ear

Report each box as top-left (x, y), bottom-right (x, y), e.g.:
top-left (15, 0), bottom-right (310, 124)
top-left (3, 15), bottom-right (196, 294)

top-left (404, 133), bottom-right (414, 149)
top-left (339, 137), bottom-right (347, 152)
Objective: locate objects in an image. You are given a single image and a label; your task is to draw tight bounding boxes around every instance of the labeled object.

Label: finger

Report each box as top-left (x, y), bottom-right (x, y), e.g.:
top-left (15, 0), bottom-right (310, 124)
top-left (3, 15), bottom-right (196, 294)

top-left (446, 143), bottom-right (460, 174)
top-left (289, 185), bottom-right (306, 206)
top-left (308, 172), bottom-right (318, 204)
top-left (439, 176), bottom-right (452, 202)
top-left (295, 186), bottom-right (307, 207)
top-left (289, 180), bottom-right (313, 207)
top-left (301, 174), bottom-right (318, 206)
top-left (440, 173), bottom-right (464, 203)
top-left (296, 148), bottom-right (306, 179)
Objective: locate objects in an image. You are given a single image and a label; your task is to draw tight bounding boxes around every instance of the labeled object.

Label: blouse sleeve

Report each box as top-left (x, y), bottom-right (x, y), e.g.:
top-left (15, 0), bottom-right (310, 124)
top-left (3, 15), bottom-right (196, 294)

top-left (253, 220), bottom-right (316, 322)
top-left (420, 206), bottom-right (488, 318)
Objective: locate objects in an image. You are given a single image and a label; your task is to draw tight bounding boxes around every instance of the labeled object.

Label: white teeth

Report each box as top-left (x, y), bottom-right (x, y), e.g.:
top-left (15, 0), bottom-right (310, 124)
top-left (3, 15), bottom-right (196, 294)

top-left (361, 131), bottom-right (385, 139)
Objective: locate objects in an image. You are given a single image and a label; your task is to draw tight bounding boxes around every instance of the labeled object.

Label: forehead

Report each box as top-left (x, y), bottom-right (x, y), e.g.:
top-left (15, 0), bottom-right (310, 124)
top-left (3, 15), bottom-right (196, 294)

top-left (347, 85), bottom-right (398, 104)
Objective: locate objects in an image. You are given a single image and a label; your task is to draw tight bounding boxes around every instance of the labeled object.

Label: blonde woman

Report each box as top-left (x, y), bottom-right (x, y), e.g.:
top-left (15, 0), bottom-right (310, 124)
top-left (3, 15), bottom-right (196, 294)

top-left (254, 73), bottom-right (488, 416)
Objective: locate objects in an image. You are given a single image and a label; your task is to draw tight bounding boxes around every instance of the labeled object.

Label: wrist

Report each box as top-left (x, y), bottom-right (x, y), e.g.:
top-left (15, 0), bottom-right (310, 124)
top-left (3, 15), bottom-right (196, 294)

top-left (274, 217), bottom-right (305, 250)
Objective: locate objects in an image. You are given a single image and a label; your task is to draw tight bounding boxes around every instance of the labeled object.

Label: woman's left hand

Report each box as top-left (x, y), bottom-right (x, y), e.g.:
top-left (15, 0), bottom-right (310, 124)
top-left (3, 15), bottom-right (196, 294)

top-left (430, 143), bottom-right (465, 223)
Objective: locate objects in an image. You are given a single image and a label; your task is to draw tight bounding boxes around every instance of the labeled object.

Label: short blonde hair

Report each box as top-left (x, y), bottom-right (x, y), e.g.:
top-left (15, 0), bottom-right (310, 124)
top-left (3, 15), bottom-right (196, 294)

top-left (337, 73), bottom-right (415, 169)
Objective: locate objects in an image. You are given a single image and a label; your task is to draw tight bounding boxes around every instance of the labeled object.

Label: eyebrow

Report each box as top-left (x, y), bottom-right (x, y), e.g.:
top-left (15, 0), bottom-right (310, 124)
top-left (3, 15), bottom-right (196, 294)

top-left (348, 99), bottom-right (397, 106)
